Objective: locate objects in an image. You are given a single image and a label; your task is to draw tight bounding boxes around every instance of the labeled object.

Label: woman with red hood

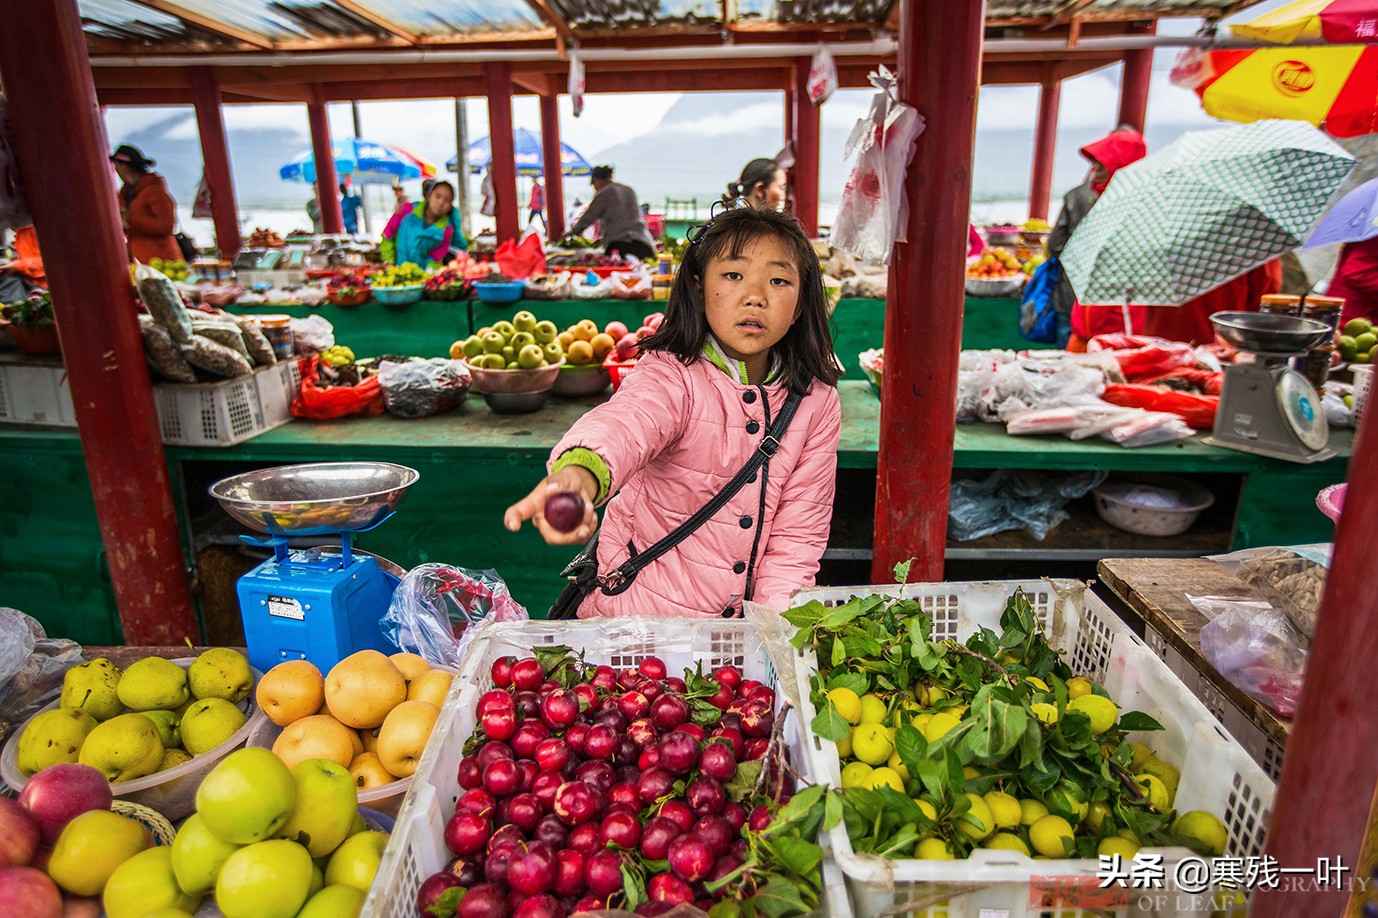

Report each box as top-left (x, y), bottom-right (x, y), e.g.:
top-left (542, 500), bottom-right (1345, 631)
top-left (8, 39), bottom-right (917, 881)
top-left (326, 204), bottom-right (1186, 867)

top-left (1046, 126), bottom-right (1147, 348)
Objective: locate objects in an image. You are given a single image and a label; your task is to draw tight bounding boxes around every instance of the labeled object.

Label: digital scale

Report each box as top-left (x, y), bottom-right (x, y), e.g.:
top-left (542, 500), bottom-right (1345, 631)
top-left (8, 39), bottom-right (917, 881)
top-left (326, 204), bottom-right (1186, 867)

top-left (210, 462), bottom-right (420, 674)
top-left (1204, 312), bottom-right (1336, 465)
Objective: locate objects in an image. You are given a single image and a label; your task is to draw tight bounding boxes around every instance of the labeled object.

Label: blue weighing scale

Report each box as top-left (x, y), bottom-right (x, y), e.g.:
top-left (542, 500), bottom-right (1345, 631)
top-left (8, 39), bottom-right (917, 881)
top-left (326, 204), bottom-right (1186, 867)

top-left (210, 462), bottom-right (420, 674)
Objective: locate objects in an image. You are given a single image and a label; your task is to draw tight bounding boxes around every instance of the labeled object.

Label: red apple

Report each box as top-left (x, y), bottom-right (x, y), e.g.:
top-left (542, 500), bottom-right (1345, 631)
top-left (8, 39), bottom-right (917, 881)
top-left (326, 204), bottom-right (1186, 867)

top-left (635, 326), bottom-right (656, 340)
top-left (0, 866), bottom-right (62, 918)
top-left (0, 799), bottom-right (39, 867)
top-left (17, 764), bottom-right (112, 847)
top-left (644, 313), bottom-right (664, 330)
top-left (604, 321), bottom-right (629, 341)
top-left (615, 334), bottom-right (640, 360)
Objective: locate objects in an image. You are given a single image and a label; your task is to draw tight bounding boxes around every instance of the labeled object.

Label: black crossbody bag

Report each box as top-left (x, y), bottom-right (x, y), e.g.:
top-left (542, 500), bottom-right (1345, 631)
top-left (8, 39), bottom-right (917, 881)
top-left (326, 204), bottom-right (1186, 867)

top-left (548, 389), bottom-right (803, 619)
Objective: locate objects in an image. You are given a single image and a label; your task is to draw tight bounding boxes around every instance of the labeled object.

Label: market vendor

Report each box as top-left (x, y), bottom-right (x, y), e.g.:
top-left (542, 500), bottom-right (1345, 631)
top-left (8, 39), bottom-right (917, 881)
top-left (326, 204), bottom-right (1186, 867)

top-left (1140, 259), bottom-right (1283, 346)
top-left (380, 180), bottom-right (466, 267)
top-left (1048, 127), bottom-right (1147, 348)
top-left (110, 145), bottom-right (180, 264)
top-left (726, 158), bottom-right (787, 210)
top-left (1330, 237), bottom-right (1378, 324)
top-left (504, 206), bottom-right (841, 618)
top-left (567, 165), bottom-right (657, 261)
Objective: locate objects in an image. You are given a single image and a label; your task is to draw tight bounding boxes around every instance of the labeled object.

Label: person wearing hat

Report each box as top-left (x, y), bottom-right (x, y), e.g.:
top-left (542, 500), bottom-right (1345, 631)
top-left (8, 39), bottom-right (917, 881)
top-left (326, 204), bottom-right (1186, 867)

top-left (566, 165), bottom-right (656, 261)
top-left (111, 145), bottom-right (180, 264)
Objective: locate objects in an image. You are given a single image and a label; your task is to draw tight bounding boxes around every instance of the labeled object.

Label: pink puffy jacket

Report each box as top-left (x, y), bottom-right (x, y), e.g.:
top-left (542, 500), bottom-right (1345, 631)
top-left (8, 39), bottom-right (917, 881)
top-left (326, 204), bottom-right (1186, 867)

top-left (549, 351), bottom-right (841, 618)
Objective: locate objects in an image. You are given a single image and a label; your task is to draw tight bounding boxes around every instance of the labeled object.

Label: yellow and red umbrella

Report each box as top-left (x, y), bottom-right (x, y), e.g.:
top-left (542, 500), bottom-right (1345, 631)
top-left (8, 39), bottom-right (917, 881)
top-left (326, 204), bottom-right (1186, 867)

top-left (1183, 45), bottom-right (1378, 137)
top-left (1231, 0), bottom-right (1378, 45)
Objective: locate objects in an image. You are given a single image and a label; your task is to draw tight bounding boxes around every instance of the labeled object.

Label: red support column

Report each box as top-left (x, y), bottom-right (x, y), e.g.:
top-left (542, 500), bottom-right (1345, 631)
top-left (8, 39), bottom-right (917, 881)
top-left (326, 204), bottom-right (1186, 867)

top-left (0, 0), bottom-right (199, 643)
top-left (188, 67), bottom-right (242, 259)
top-left (539, 93), bottom-right (566, 239)
top-left (307, 90), bottom-right (343, 234)
top-left (792, 59), bottom-right (820, 236)
top-left (783, 86), bottom-right (797, 215)
top-left (1028, 75), bottom-right (1062, 221)
top-left (1253, 423), bottom-right (1378, 916)
top-left (871, 0), bottom-right (983, 583)
top-left (784, 86), bottom-right (796, 153)
top-left (1116, 22), bottom-right (1155, 133)
top-left (485, 62), bottom-right (520, 243)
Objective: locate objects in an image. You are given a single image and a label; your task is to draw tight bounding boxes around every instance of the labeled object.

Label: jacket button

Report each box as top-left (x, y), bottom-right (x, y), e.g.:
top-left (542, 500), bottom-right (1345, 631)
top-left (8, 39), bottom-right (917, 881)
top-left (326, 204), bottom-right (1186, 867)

top-left (743, 390), bottom-right (757, 404)
top-left (721, 606), bottom-right (736, 618)
top-left (739, 516), bottom-right (752, 529)
top-left (746, 420), bottom-right (760, 434)
top-left (733, 561), bottom-right (746, 574)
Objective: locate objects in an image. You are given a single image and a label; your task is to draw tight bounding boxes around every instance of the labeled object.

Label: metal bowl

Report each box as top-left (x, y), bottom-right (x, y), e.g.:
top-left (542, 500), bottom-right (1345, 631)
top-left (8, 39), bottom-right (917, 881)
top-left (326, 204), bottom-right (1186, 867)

top-left (210, 461), bottom-right (420, 535)
top-left (552, 362), bottom-right (612, 398)
top-left (1211, 312), bottom-right (1333, 355)
top-left (483, 389), bottom-right (553, 414)
top-left (464, 357), bottom-right (564, 394)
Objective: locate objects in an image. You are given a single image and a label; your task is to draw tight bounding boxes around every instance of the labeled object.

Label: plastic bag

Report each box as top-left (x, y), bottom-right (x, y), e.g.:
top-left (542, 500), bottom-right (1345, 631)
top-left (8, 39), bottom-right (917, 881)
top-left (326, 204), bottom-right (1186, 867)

top-left (381, 564), bottom-right (528, 668)
top-left (1100, 410), bottom-right (1195, 448)
top-left (571, 276), bottom-right (614, 300)
top-left (831, 66), bottom-right (926, 265)
top-left (523, 272), bottom-right (573, 301)
top-left (379, 358), bottom-right (471, 419)
top-left (495, 234), bottom-right (547, 280)
top-left (290, 314), bottom-right (335, 356)
top-left (1086, 333), bottom-right (1198, 382)
top-left (956, 349), bottom-right (1016, 422)
top-left (1208, 544), bottom-right (1330, 642)
top-left (191, 319), bottom-right (253, 365)
top-left (180, 333), bottom-right (253, 378)
top-left (1198, 599), bottom-right (1306, 716)
top-left (1018, 257), bottom-right (1062, 344)
top-left (135, 262), bottom-right (193, 343)
top-left (292, 355), bottom-right (384, 420)
top-left (948, 469), bottom-right (1106, 542)
top-left (139, 315), bottom-right (197, 382)
top-left (609, 270), bottom-right (652, 300)
top-left (987, 362), bottom-right (1105, 423)
top-left (806, 46), bottom-right (837, 106)
top-left (1102, 383), bottom-right (1218, 430)
top-left (0, 608), bottom-right (84, 731)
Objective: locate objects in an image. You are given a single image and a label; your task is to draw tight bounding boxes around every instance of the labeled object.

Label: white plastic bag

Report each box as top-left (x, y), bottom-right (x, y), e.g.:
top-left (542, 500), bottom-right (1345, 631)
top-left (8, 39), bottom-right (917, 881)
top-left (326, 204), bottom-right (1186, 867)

top-left (0, 608), bottom-right (83, 729)
top-left (290, 314), bottom-right (335, 356)
top-left (830, 66), bottom-right (926, 264)
top-left (949, 469), bottom-right (1107, 542)
top-left (1197, 599), bottom-right (1305, 716)
top-left (381, 565), bottom-right (528, 669)
top-left (806, 46), bottom-right (837, 106)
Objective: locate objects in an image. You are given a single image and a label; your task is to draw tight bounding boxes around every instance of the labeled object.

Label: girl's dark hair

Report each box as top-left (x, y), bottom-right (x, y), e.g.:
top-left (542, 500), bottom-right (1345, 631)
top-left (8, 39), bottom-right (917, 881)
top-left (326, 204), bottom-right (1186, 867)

top-left (642, 206), bottom-right (837, 394)
top-left (724, 158), bottom-right (782, 203)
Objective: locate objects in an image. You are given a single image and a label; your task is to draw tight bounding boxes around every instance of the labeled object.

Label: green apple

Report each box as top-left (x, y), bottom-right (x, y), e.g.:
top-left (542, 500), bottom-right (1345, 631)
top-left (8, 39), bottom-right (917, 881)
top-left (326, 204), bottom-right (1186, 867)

top-left (214, 840), bottom-right (313, 918)
top-left (77, 712), bottom-right (164, 782)
top-left (510, 331), bottom-right (537, 352)
top-left (275, 758), bottom-right (359, 857)
top-left (491, 320), bottom-right (516, 340)
top-left (299, 884), bottom-right (364, 918)
top-left (460, 336), bottom-right (484, 359)
top-left (542, 341), bottom-right (565, 364)
top-left (324, 830), bottom-right (389, 892)
top-left (60, 658), bottom-right (124, 721)
top-left (309, 861), bottom-right (325, 897)
top-left (139, 709), bottom-right (181, 749)
top-left (171, 813), bottom-right (242, 896)
top-left (116, 658), bottom-right (189, 711)
top-left (196, 747), bottom-right (296, 845)
top-left (533, 320), bottom-right (559, 344)
top-left (518, 344), bottom-right (545, 369)
top-left (103, 847), bottom-right (201, 918)
top-left (501, 346), bottom-right (516, 364)
top-left (347, 811), bottom-right (368, 837)
top-left (48, 809), bottom-right (149, 896)
top-left (512, 310), bottom-right (537, 333)
top-left (16, 707), bottom-right (97, 775)
top-left (481, 331), bottom-right (505, 354)
top-left (179, 698), bottom-right (246, 756)
top-left (142, 910), bottom-right (195, 918)
top-left (187, 648), bottom-right (253, 703)
top-left (505, 361), bottom-right (520, 370)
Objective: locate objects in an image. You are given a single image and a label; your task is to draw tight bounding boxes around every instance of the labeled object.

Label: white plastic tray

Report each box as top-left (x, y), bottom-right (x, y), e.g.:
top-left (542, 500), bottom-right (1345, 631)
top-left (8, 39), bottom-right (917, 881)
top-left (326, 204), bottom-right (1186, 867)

top-left (361, 617), bottom-right (850, 917)
top-left (786, 580), bottom-right (1274, 918)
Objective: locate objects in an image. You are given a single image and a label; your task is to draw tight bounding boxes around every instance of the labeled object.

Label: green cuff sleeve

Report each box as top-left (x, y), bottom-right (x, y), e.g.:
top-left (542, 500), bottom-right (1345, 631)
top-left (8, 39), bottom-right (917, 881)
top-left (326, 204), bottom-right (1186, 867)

top-left (551, 448), bottom-right (612, 505)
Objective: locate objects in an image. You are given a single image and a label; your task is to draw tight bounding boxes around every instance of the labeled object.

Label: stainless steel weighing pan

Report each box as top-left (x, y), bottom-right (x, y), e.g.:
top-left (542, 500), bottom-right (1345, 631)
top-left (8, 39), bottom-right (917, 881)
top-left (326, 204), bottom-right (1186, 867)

top-left (210, 462), bottom-right (420, 535)
top-left (1210, 312), bottom-right (1333, 356)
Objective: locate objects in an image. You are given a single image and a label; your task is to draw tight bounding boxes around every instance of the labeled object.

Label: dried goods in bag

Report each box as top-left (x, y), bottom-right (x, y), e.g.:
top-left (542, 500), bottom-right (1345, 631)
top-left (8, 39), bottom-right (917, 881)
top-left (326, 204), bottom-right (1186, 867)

top-left (225, 314), bottom-right (278, 366)
top-left (180, 333), bottom-right (252, 378)
top-left (138, 315), bottom-right (196, 382)
top-left (134, 262), bottom-right (193, 342)
top-left (190, 319), bottom-right (253, 364)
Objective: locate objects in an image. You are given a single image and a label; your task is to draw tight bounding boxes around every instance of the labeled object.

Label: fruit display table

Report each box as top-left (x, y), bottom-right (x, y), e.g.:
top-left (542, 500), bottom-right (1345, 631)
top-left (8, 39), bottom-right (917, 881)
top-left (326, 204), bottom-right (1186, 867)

top-left (1096, 557), bottom-right (1292, 781)
top-left (1, 383), bottom-right (1348, 646)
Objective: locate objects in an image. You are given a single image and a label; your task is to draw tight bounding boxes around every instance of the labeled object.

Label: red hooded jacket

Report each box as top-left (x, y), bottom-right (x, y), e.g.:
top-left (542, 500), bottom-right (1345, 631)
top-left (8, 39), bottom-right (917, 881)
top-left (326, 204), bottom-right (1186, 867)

top-left (1066, 129), bottom-right (1148, 339)
top-left (1331, 237), bottom-right (1378, 324)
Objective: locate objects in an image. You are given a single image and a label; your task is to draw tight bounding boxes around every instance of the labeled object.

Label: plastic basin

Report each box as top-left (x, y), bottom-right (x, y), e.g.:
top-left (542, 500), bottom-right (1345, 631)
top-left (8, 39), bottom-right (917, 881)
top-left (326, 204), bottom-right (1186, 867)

top-left (370, 285), bottom-right (425, 306)
top-left (1092, 476), bottom-right (1215, 537)
top-left (473, 281), bottom-right (525, 304)
top-left (0, 658), bottom-right (265, 822)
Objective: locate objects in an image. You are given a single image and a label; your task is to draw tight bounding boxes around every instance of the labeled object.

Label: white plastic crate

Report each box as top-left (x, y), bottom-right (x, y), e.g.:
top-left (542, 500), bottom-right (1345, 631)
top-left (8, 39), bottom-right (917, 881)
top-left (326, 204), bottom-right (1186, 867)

top-left (153, 358), bottom-right (300, 446)
top-left (1141, 628), bottom-right (1286, 781)
top-left (0, 353), bottom-right (76, 426)
top-left (789, 580), bottom-right (1275, 918)
top-left (362, 618), bottom-right (850, 918)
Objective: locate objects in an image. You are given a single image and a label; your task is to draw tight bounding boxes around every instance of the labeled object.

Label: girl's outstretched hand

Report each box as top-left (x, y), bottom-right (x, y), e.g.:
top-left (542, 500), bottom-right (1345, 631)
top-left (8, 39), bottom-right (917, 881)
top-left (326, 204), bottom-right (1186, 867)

top-left (503, 465), bottom-right (599, 545)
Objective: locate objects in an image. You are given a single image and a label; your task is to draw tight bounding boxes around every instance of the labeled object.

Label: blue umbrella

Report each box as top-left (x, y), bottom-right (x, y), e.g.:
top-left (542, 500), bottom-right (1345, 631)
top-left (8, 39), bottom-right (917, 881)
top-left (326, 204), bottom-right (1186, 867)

top-left (446, 128), bottom-right (591, 177)
top-left (279, 138), bottom-right (438, 184)
top-left (1304, 177), bottom-right (1378, 249)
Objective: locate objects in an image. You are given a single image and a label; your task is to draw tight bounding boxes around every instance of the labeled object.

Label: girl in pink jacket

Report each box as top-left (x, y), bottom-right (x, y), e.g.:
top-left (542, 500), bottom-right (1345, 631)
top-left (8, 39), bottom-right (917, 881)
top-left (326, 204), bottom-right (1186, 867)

top-left (504, 206), bottom-right (841, 618)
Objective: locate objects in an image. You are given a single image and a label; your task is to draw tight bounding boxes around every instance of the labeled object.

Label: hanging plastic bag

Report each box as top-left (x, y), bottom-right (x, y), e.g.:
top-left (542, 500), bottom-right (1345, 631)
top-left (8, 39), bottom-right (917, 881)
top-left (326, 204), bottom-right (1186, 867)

top-left (1169, 47), bottom-right (1217, 90)
top-left (292, 355), bottom-right (384, 420)
top-left (806, 46), bottom-right (837, 106)
top-left (830, 66), bottom-right (926, 265)
top-left (1018, 257), bottom-right (1062, 344)
top-left (495, 234), bottom-right (547, 279)
top-left (568, 52), bottom-right (586, 118)
top-left (382, 564), bottom-right (529, 668)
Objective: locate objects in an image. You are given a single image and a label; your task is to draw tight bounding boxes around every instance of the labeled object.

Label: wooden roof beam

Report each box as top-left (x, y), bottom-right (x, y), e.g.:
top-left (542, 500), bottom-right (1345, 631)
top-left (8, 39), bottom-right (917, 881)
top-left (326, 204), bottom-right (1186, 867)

top-left (522, 0), bottom-right (573, 54)
top-left (126, 0), bottom-right (275, 50)
top-left (331, 1), bottom-right (421, 44)
top-left (1050, 0), bottom-right (1099, 27)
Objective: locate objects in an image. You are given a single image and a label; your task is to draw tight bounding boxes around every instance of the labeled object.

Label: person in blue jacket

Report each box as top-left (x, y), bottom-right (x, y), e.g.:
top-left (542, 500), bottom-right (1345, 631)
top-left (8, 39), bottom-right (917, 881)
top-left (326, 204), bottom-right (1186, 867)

top-left (380, 180), bottom-right (466, 266)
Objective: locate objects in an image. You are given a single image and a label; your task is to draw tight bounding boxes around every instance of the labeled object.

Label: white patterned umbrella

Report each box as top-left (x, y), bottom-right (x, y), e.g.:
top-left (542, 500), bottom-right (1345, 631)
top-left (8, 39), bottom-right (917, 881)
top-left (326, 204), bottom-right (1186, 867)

top-left (1061, 120), bottom-right (1355, 306)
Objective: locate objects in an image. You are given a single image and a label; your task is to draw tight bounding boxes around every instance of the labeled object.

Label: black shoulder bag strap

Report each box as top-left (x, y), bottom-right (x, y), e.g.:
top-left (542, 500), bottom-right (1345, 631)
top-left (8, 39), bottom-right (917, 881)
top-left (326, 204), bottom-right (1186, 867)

top-left (596, 388), bottom-right (803, 596)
